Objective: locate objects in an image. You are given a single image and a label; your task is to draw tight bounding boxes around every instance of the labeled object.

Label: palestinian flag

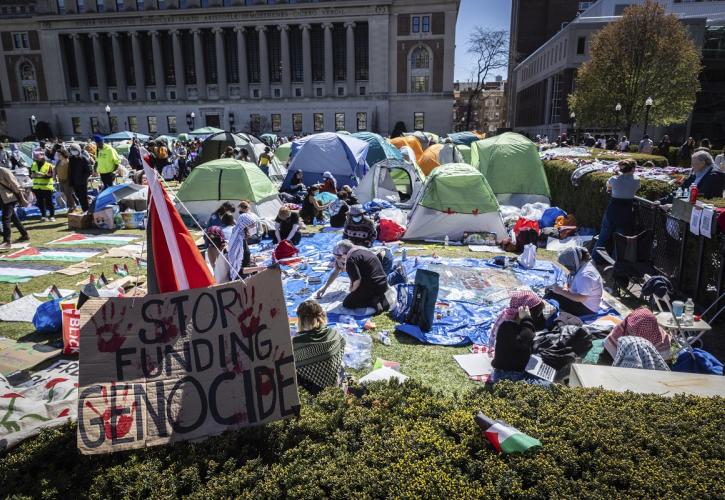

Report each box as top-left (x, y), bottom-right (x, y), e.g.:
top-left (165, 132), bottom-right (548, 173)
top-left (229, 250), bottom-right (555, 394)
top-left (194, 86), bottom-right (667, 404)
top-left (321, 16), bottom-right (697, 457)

top-left (49, 234), bottom-right (139, 246)
top-left (474, 412), bottom-right (541, 454)
top-left (0, 247), bottom-right (101, 262)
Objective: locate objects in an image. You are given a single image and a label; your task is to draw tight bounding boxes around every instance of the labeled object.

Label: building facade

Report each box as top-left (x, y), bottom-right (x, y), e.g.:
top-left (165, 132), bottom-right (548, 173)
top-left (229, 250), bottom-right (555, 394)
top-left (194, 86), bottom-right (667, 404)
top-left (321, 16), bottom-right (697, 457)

top-left (508, 0), bottom-right (725, 143)
top-left (452, 78), bottom-right (506, 133)
top-left (0, 0), bottom-right (459, 139)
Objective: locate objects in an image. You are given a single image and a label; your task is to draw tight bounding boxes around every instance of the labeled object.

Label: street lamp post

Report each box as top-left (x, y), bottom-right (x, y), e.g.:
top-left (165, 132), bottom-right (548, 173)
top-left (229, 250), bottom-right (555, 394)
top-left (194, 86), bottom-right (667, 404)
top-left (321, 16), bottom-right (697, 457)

top-left (105, 105), bottom-right (112, 133)
top-left (229, 112), bottom-right (235, 133)
top-left (29, 115), bottom-right (36, 138)
top-left (643, 97), bottom-right (653, 137)
top-left (186, 112), bottom-right (196, 130)
top-left (615, 103), bottom-right (622, 137)
top-left (569, 111), bottom-right (576, 145)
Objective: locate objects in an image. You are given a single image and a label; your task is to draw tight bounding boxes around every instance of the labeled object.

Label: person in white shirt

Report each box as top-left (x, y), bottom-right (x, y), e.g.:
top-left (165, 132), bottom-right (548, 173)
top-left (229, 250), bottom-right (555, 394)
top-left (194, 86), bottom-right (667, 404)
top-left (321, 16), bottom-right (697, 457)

top-left (715, 147), bottom-right (725, 173)
top-left (639, 135), bottom-right (654, 155)
top-left (618, 136), bottom-right (630, 152)
top-left (545, 247), bottom-right (603, 316)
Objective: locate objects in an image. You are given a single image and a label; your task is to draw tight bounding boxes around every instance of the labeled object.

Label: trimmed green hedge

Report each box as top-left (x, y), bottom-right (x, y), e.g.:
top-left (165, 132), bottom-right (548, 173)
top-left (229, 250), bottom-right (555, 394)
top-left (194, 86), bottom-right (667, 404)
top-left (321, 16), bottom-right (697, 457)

top-left (543, 160), bottom-right (673, 228)
top-left (1, 382), bottom-right (724, 498)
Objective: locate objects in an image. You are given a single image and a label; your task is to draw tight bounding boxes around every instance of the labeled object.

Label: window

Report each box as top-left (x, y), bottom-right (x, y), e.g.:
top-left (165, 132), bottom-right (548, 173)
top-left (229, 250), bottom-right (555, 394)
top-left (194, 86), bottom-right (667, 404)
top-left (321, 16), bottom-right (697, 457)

top-left (57, 0), bottom-right (65, 14)
top-left (201, 0), bottom-right (209, 6)
top-left (128, 115), bottom-right (138, 132)
top-left (130, 91), bottom-right (137, 100)
top-left (413, 112), bottom-right (424, 131)
top-left (316, 87), bottom-right (322, 97)
top-left (71, 117), bottom-right (82, 134)
top-left (167, 116), bottom-right (177, 133)
top-left (576, 36), bottom-right (586, 55)
top-left (96, 0), bottom-right (105, 13)
top-left (412, 16), bottom-right (420, 33)
top-left (77, 0), bottom-right (86, 11)
top-left (13, 33), bottom-right (29, 50)
top-left (422, 15), bottom-right (430, 33)
top-left (356, 112), bottom-right (367, 132)
top-left (90, 117), bottom-right (100, 134)
top-left (271, 113), bottom-right (281, 132)
top-left (359, 86), bottom-right (366, 96)
top-left (274, 88), bottom-right (281, 98)
top-left (149, 90), bottom-right (157, 100)
top-left (223, 0), bottom-right (231, 5)
top-left (335, 112), bottom-right (345, 131)
top-left (110, 116), bottom-right (119, 133)
top-left (249, 114), bottom-right (261, 134)
top-left (19, 61), bottom-right (38, 102)
top-left (410, 46), bottom-right (430, 93)
top-left (136, 0), bottom-right (144, 10)
top-left (157, 0), bottom-right (165, 9)
top-left (411, 76), bottom-right (429, 93)
top-left (337, 87), bottom-right (344, 96)
top-left (169, 90), bottom-right (176, 100)
top-left (147, 115), bottom-right (157, 134)
top-left (295, 88), bottom-right (302, 97)
top-left (292, 113), bottom-right (302, 133)
top-left (314, 113), bottom-right (324, 132)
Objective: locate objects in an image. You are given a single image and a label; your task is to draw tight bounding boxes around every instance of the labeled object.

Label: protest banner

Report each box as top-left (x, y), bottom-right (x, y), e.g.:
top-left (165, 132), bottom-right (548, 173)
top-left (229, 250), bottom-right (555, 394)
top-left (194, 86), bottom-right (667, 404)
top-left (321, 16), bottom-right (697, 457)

top-left (76, 268), bottom-right (299, 454)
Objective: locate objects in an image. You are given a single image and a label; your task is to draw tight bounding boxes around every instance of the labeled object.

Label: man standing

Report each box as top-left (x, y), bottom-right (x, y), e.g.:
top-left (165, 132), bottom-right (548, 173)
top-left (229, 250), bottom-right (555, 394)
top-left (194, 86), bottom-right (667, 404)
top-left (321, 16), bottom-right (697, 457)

top-left (30, 150), bottom-right (55, 222)
top-left (68, 144), bottom-right (93, 213)
top-left (95, 135), bottom-right (120, 189)
top-left (0, 162), bottom-right (29, 248)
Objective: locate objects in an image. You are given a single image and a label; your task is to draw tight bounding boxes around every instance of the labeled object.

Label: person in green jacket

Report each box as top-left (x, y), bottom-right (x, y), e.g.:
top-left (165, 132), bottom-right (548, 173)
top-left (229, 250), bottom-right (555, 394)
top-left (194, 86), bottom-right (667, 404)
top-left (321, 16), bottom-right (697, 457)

top-left (30, 149), bottom-right (55, 222)
top-left (94, 134), bottom-right (120, 189)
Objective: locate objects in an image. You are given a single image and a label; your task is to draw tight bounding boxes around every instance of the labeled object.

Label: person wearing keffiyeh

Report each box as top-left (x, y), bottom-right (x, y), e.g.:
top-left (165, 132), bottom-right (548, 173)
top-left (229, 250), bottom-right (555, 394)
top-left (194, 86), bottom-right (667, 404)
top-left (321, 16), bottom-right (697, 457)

top-left (488, 291), bottom-right (546, 354)
top-left (613, 336), bottom-right (669, 371)
top-left (604, 308), bottom-right (672, 360)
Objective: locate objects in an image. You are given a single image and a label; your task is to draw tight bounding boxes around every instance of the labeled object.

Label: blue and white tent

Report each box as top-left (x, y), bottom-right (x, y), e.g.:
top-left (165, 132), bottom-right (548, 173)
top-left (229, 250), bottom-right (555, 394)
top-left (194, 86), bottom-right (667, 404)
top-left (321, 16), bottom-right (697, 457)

top-left (352, 132), bottom-right (403, 167)
top-left (281, 132), bottom-right (369, 190)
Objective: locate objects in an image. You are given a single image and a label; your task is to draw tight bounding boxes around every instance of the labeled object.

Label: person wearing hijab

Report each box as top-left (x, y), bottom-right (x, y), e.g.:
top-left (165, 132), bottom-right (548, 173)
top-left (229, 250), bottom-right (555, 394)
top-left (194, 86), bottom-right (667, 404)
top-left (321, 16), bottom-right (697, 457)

top-left (546, 247), bottom-right (603, 316)
top-left (488, 291), bottom-right (547, 354)
top-left (604, 308), bottom-right (671, 360)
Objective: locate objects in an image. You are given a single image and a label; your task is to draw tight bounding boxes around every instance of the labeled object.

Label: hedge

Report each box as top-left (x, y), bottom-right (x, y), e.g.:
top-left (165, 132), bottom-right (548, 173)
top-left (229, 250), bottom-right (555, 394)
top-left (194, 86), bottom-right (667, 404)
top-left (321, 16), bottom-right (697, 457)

top-left (543, 160), bottom-right (673, 228)
top-left (1, 382), bottom-right (724, 498)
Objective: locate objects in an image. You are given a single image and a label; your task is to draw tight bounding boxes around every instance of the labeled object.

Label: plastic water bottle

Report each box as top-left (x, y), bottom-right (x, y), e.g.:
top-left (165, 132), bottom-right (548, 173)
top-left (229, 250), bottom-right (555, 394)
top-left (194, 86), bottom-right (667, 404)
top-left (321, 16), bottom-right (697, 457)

top-left (376, 330), bottom-right (392, 346)
top-left (684, 298), bottom-right (695, 325)
top-left (401, 248), bottom-right (408, 261)
top-left (444, 235), bottom-right (449, 247)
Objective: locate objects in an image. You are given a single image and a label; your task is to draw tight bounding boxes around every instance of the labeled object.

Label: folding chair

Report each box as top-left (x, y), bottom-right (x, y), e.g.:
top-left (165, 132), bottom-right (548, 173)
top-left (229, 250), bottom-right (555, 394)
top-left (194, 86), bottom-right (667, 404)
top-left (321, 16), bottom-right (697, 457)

top-left (595, 230), bottom-right (657, 297)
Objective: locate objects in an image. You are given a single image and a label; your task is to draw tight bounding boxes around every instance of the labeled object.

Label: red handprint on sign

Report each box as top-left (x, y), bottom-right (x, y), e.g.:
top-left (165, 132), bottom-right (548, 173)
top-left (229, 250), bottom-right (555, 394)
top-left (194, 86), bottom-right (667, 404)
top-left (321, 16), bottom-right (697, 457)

top-left (91, 302), bottom-right (130, 352)
top-left (238, 287), bottom-right (268, 339)
top-left (84, 384), bottom-right (137, 440)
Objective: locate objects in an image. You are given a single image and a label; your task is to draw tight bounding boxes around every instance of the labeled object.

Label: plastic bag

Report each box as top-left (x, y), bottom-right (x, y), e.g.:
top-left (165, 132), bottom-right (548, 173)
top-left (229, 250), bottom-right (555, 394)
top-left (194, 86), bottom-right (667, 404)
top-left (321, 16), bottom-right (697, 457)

top-left (378, 208), bottom-right (407, 227)
top-left (32, 298), bottom-right (64, 334)
top-left (341, 330), bottom-right (372, 370)
top-left (520, 243), bottom-right (537, 269)
top-left (378, 218), bottom-right (406, 242)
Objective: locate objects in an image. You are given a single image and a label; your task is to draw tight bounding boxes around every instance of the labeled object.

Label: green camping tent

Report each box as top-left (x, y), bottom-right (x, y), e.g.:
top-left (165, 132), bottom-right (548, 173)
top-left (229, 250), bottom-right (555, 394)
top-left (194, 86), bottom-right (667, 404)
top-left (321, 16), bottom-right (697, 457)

top-left (469, 132), bottom-right (550, 206)
top-left (274, 142), bottom-right (291, 163)
top-left (457, 144), bottom-right (472, 165)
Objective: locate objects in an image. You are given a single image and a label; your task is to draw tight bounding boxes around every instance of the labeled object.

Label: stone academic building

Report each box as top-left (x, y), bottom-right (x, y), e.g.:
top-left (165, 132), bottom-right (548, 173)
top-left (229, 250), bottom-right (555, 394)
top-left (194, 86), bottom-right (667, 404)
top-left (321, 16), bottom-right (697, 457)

top-left (0, 0), bottom-right (459, 139)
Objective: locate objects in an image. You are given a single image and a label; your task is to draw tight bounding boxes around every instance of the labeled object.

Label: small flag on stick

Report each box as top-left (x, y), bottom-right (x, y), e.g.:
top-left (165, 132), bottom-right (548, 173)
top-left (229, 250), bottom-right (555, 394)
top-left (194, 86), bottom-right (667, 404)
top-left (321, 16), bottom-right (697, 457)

top-left (474, 412), bottom-right (541, 454)
top-left (11, 285), bottom-right (23, 301)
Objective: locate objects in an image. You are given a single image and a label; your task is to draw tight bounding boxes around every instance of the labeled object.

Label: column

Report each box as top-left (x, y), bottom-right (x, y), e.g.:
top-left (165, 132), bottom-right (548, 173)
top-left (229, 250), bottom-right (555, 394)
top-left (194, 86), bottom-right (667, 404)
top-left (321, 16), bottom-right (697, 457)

top-left (130, 32), bottom-right (146, 99)
top-left (345, 22), bottom-right (355, 96)
top-left (110, 33), bottom-right (127, 101)
top-left (257, 25), bottom-right (270, 98)
top-left (301, 23), bottom-right (312, 97)
top-left (192, 28), bottom-right (207, 99)
top-left (171, 29), bottom-right (186, 100)
top-left (150, 30), bottom-right (165, 100)
top-left (71, 34), bottom-right (90, 101)
top-left (213, 28), bottom-right (228, 99)
top-left (235, 26), bottom-right (249, 98)
top-left (323, 23), bottom-right (333, 95)
top-left (278, 24), bottom-right (290, 98)
top-left (90, 33), bottom-right (108, 101)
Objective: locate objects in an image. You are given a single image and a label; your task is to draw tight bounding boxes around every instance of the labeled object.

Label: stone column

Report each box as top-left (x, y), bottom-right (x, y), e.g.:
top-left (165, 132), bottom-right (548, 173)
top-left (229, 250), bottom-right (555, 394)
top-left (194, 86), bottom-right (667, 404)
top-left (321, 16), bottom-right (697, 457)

top-left (171, 29), bottom-right (186, 99)
top-left (90, 33), bottom-right (108, 101)
top-left (257, 25), bottom-right (270, 98)
top-left (110, 33), bottom-right (127, 101)
top-left (150, 30), bottom-right (165, 100)
top-left (71, 34), bottom-right (90, 101)
top-left (278, 24), bottom-right (290, 97)
top-left (130, 32), bottom-right (146, 99)
top-left (323, 23), bottom-right (333, 95)
top-left (301, 23), bottom-right (312, 97)
top-left (235, 26), bottom-right (248, 98)
top-left (192, 28), bottom-right (207, 99)
top-left (345, 22), bottom-right (355, 96)
top-left (213, 28), bottom-right (228, 99)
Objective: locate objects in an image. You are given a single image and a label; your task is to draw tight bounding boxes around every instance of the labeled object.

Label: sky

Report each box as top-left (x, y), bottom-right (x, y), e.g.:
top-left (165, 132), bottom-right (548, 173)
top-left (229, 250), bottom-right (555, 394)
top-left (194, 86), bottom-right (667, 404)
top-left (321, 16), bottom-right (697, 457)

top-left (454, 0), bottom-right (512, 83)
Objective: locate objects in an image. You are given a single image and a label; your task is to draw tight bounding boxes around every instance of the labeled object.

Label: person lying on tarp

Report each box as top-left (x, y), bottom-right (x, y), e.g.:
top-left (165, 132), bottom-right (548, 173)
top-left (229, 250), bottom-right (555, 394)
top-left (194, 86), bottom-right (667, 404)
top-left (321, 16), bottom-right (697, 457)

top-left (316, 239), bottom-right (391, 313)
top-left (545, 246), bottom-right (603, 317)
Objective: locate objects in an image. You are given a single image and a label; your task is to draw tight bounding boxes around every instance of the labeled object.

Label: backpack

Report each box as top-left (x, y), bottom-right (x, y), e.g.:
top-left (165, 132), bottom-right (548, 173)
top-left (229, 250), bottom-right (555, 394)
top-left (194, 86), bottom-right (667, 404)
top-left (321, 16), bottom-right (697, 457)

top-left (391, 269), bottom-right (439, 332)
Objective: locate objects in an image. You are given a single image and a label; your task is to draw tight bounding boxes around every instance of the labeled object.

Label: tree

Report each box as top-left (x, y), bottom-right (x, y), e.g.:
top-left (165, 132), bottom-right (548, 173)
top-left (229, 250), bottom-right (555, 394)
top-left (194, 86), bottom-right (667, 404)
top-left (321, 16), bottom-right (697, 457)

top-left (568, 0), bottom-right (701, 136)
top-left (464, 28), bottom-right (508, 131)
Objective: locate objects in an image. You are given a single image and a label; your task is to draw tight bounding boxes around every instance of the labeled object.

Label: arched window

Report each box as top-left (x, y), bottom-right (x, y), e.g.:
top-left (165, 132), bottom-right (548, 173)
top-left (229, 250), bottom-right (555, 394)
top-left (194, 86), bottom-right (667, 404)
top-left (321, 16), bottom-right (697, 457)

top-left (409, 46), bottom-right (431, 93)
top-left (19, 61), bottom-right (38, 102)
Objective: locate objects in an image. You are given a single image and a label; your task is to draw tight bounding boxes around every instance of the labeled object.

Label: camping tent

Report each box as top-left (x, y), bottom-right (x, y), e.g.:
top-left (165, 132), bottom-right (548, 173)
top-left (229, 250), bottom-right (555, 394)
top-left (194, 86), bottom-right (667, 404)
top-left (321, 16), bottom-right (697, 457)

top-left (197, 132), bottom-right (249, 164)
top-left (470, 132), bottom-right (551, 206)
top-left (352, 132), bottom-right (403, 167)
top-left (447, 131), bottom-right (484, 146)
top-left (234, 133), bottom-right (286, 182)
top-left (390, 135), bottom-right (425, 161)
top-left (281, 132), bottom-right (369, 190)
top-left (403, 163), bottom-right (507, 241)
top-left (274, 142), bottom-right (292, 163)
top-left (189, 126), bottom-right (224, 138)
top-left (355, 159), bottom-right (425, 210)
top-left (174, 158), bottom-right (282, 226)
top-left (418, 144), bottom-right (464, 175)
top-left (104, 130), bottom-right (150, 142)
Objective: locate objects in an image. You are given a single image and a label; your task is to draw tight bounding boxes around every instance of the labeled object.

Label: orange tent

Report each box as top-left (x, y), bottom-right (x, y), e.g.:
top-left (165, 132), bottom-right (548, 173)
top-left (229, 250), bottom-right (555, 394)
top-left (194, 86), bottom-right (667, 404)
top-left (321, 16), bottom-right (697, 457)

top-left (418, 144), bottom-right (445, 175)
top-left (390, 135), bottom-right (424, 160)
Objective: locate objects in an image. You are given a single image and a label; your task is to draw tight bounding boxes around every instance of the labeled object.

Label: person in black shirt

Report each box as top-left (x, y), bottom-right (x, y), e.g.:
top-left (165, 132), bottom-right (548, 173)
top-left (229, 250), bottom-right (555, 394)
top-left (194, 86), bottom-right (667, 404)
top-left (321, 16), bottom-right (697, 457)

top-left (329, 190), bottom-right (350, 228)
top-left (273, 206), bottom-right (302, 245)
top-left (316, 239), bottom-right (390, 312)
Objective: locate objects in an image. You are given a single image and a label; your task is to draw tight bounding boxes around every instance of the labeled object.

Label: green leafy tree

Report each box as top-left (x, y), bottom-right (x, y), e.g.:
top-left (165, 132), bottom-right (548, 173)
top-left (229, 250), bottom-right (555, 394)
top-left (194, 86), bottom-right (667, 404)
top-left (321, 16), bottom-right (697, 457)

top-left (568, 0), bottom-right (701, 136)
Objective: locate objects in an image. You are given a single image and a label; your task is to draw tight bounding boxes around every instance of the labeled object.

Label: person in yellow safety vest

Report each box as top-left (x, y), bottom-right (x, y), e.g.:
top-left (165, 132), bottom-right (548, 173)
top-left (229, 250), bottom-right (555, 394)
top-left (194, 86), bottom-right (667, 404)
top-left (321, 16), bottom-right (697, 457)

top-left (30, 149), bottom-right (56, 222)
top-left (94, 134), bottom-right (120, 189)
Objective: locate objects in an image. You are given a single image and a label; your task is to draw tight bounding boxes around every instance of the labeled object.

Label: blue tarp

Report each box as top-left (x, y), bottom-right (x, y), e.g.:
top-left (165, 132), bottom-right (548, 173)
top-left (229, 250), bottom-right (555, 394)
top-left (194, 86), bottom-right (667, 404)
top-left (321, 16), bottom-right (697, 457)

top-left (447, 131), bottom-right (482, 146)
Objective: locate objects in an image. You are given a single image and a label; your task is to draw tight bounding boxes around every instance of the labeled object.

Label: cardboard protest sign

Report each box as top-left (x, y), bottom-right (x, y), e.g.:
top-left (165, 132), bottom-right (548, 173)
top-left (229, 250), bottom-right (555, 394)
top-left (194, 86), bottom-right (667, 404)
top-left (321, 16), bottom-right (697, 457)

top-left (76, 268), bottom-right (299, 454)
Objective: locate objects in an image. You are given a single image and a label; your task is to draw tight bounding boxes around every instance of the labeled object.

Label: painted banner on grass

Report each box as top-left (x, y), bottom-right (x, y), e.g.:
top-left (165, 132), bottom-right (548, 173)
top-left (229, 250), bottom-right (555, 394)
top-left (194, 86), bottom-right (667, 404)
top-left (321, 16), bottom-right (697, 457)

top-left (49, 234), bottom-right (139, 246)
top-left (76, 268), bottom-right (299, 454)
top-left (0, 263), bottom-right (63, 283)
top-left (0, 247), bottom-right (101, 262)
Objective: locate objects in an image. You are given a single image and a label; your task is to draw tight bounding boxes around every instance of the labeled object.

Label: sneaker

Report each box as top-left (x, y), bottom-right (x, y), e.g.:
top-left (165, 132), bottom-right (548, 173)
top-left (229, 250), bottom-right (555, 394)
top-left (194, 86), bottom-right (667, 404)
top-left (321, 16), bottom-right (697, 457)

top-left (0, 242), bottom-right (11, 249)
top-left (49, 217), bottom-right (56, 222)
top-left (16, 235), bottom-right (30, 242)
top-left (40, 217), bottom-right (48, 222)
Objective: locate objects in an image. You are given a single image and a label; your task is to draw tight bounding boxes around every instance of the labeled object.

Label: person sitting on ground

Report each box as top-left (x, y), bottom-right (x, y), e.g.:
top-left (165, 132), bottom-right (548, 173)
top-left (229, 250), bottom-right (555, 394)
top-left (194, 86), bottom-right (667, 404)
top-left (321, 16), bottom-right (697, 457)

top-left (618, 136), bottom-right (630, 152)
top-left (343, 204), bottom-right (377, 247)
top-left (206, 226), bottom-right (232, 284)
top-left (604, 308), bottom-right (672, 361)
top-left (639, 134), bottom-right (654, 155)
top-left (280, 169), bottom-right (307, 204)
top-left (613, 336), bottom-right (669, 371)
top-left (488, 293), bottom-right (552, 387)
top-left (329, 191), bottom-right (350, 228)
top-left (596, 159), bottom-right (640, 256)
top-left (488, 291), bottom-right (547, 355)
top-left (222, 146), bottom-right (235, 159)
top-left (316, 239), bottom-right (390, 313)
top-left (292, 299), bottom-right (346, 395)
top-left (545, 247), bottom-right (603, 317)
top-left (221, 211), bottom-right (236, 242)
top-left (320, 171), bottom-right (338, 194)
top-left (606, 136), bottom-right (617, 151)
top-left (274, 206), bottom-right (302, 245)
top-left (341, 185), bottom-right (358, 205)
top-left (300, 184), bottom-right (330, 224)
top-left (207, 202), bottom-right (235, 228)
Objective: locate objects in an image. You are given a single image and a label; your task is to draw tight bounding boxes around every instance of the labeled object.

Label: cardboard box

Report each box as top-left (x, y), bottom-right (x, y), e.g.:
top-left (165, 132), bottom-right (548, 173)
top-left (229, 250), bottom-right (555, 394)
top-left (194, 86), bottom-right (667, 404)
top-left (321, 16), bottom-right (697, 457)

top-left (67, 212), bottom-right (93, 230)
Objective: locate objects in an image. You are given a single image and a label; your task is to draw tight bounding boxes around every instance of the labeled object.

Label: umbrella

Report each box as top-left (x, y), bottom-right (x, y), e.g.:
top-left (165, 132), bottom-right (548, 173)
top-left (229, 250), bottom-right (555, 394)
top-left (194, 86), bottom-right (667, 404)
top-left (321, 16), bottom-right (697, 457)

top-left (189, 126), bottom-right (224, 137)
top-left (104, 130), bottom-right (150, 141)
top-left (94, 183), bottom-right (147, 212)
